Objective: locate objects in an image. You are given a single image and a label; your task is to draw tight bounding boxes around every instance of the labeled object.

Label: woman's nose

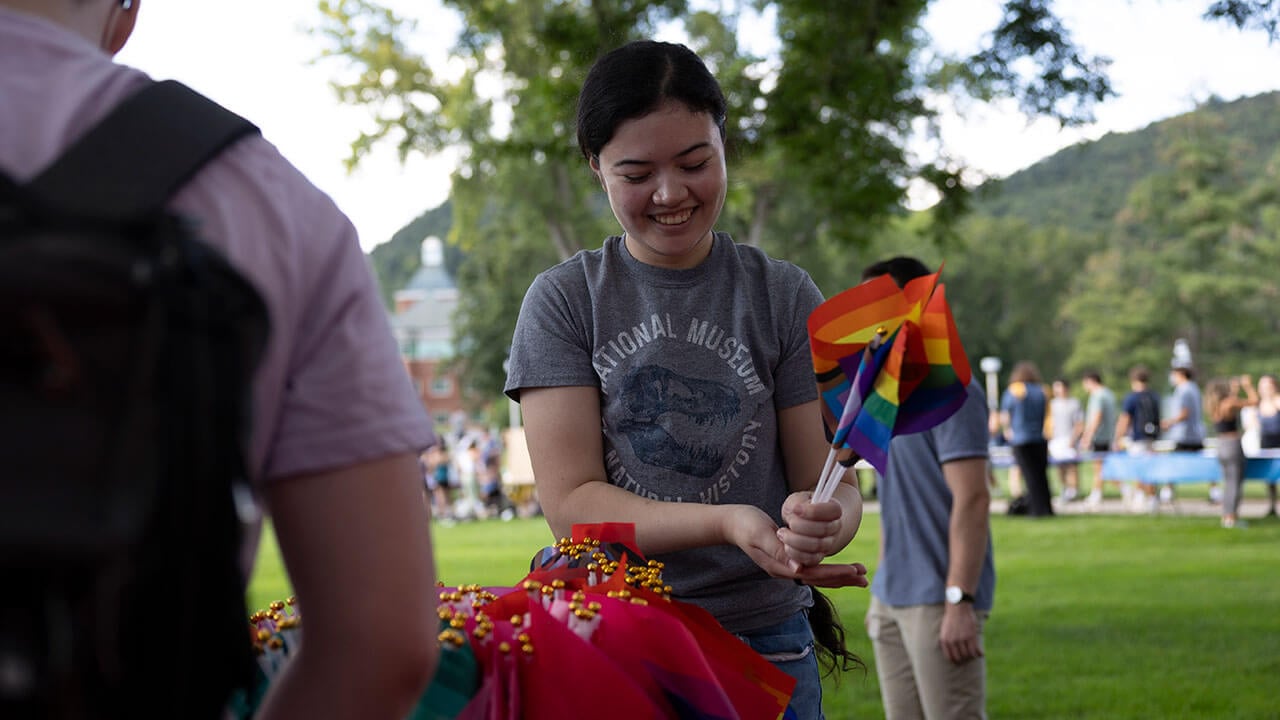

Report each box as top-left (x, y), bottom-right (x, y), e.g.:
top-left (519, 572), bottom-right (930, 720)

top-left (651, 174), bottom-right (687, 205)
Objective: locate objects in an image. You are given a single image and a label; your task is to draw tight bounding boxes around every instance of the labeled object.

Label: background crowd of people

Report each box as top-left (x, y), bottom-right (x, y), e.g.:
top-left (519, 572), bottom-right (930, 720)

top-left (987, 361), bottom-right (1280, 527)
top-left (419, 416), bottom-right (529, 523)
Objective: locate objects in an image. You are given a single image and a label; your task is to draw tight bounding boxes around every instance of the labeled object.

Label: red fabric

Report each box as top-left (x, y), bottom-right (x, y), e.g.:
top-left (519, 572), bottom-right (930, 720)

top-left (441, 523), bottom-right (796, 719)
top-left (518, 601), bottom-right (664, 720)
top-left (571, 522), bottom-right (644, 558)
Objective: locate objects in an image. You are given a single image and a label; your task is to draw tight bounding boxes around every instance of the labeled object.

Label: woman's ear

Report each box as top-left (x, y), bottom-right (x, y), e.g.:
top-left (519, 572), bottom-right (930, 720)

top-left (103, 0), bottom-right (139, 55)
top-left (589, 155), bottom-right (605, 189)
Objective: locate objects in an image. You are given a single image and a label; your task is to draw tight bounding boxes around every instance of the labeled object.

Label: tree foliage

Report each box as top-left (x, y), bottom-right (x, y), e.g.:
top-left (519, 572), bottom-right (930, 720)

top-left (1060, 106), bottom-right (1280, 385)
top-left (1206, 0), bottom-right (1280, 39)
top-left (313, 0), bottom-right (1275, 413)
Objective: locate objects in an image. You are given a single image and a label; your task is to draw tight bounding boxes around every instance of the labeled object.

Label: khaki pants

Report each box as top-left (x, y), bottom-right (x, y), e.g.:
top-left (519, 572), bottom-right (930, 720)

top-left (865, 596), bottom-right (988, 720)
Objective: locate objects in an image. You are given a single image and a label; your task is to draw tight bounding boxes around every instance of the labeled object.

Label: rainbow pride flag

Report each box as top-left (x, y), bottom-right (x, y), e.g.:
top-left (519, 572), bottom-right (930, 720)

top-left (808, 269), bottom-right (971, 474)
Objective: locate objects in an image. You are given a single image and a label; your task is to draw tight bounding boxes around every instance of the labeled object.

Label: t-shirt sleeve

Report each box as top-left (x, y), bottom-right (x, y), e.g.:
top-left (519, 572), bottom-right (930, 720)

top-left (934, 383), bottom-right (990, 465)
top-left (772, 272), bottom-right (824, 410)
top-left (264, 198), bottom-right (434, 479)
top-left (171, 135), bottom-right (434, 482)
top-left (504, 270), bottom-right (597, 400)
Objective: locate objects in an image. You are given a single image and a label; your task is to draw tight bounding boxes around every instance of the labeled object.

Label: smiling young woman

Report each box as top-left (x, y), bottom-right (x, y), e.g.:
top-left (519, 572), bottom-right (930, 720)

top-left (504, 39), bottom-right (868, 719)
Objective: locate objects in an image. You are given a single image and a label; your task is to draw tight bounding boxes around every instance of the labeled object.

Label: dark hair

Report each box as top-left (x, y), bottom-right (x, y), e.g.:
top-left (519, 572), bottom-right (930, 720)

top-left (808, 588), bottom-right (865, 679)
top-left (860, 256), bottom-right (932, 288)
top-left (1082, 370), bottom-right (1103, 384)
top-left (1129, 365), bottom-right (1150, 384)
top-left (1172, 365), bottom-right (1195, 381)
top-left (576, 40), bottom-right (727, 161)
top-left (1009, 361), bottom-right (1042, 384)
top-left (1204, 378), bottom-right (1232, 419)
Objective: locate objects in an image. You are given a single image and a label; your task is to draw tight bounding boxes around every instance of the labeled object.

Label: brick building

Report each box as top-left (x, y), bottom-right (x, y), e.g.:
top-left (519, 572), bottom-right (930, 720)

top-left (390, 236), bottom-right (463, 427)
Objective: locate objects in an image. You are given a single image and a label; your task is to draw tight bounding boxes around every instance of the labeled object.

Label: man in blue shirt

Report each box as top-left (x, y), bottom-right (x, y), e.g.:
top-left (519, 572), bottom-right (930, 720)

top-left (860, 257), bottom-right (996, 720)
top-left (1162, 365), bottom-right (1212, 503)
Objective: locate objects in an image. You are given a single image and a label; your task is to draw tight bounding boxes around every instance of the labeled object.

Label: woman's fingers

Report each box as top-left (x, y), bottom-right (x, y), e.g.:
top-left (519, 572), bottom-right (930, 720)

top-left (795, 562), bottom-right (869, 588)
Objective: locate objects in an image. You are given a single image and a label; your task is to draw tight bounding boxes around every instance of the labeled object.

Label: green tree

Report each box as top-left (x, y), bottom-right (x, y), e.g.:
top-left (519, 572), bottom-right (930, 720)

top-left (322, 1), bottom-right (1275, 406)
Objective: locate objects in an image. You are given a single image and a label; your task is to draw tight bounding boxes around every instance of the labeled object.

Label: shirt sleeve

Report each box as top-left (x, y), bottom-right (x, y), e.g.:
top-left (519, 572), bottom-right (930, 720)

top-left (265, 213), bottom-right (435, 479)
top-left (772, 272), bottom-right (824, 410)
top-left (504, 269), bottom-right (598, 400)
top-left (935, 383), bottom-right (991, 464)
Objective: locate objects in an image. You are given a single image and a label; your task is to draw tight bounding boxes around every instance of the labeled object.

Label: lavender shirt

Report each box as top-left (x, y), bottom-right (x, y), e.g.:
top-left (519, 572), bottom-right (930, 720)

top-left (0, 8), bottom-right (434, 483)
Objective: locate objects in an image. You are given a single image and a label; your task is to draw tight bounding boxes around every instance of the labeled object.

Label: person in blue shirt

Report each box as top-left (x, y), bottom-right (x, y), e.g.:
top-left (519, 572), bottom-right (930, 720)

top-left (860, 256), bottom-right (995, 720)
top-left (1000, 361), bottom-right (1053, 516)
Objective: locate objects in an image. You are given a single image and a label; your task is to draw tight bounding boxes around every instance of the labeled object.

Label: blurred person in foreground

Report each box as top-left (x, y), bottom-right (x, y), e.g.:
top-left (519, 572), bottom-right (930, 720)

top-left (860, 256), bottom-right (996, 720)
top-left (0, 1), bottom-right (441, 717)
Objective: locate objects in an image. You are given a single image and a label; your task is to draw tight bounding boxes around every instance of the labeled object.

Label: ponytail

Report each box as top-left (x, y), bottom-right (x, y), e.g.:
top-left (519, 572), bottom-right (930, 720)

top-left (808, 588), bottom-right (866, 679)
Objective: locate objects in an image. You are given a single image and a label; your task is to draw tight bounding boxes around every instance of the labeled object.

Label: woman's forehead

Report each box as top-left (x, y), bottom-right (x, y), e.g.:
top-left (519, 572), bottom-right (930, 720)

top-left (600, 102), bottom-right (722, 162)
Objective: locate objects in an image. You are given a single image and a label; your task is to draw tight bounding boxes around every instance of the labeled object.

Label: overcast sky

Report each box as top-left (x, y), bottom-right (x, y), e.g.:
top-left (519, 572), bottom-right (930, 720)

top-left (114, 0), bottom-right (1280, 251)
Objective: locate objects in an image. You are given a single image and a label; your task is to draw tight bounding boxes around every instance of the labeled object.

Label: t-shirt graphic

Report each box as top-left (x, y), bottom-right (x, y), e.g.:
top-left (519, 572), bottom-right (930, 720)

top-left (598, 311), bottom-right (770, 504)
top-left (617, 364), bottom-right (739, 478)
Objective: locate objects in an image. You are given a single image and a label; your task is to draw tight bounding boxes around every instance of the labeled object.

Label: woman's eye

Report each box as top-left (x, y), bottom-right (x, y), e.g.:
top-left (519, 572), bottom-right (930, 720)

top-left (684, 159), bottom-right (710, 172)
top-left (621, 173), bottom-right (650, 183)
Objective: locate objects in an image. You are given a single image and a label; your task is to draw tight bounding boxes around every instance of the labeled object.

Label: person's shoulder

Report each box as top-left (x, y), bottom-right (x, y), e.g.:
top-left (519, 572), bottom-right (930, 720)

top-left (962, 380), bottom-right (991, 412)
top-left (529, 241), bottom-right (610, 285)
top-left (171, 125), bottom-right (353, 257)
top-left (927, 383), bottom-right (989, 457)
top-left (723, 234), bottom-right (810, 278)
top-left (938, 382), bottom-right (989, 428)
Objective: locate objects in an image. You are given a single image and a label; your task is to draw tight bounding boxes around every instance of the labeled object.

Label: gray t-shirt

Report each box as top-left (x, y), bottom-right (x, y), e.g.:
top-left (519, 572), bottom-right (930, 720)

top-left (871, 381), bottom-right (996, 611)
top-left (1168, 381), bottom-right (1205, 445)
top-left (1085, 386), bottom-right (1118, 444)
top-left (505, 232), bottom-right (821, 633)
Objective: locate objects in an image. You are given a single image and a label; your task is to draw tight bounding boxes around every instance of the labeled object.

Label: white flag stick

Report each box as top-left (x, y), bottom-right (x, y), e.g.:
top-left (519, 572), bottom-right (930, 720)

top-left (814, 462), bottom-right (846, 504)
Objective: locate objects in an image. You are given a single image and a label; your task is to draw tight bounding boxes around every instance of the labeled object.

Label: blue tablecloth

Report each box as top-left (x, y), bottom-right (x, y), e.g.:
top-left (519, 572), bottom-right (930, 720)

top-left (1100, 450), bottom-right (1280, 484)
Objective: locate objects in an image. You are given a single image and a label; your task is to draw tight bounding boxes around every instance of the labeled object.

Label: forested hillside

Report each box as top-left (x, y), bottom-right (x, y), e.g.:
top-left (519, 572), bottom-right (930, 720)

top-left (975, 91), bottom-right (1280, 236)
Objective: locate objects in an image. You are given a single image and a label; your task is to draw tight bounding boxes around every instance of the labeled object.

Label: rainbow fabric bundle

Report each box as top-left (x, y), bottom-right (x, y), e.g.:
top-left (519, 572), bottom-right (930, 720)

top-left (807, 268), bottom-right (972, 496)
top-left (233, 523), bottom-right (798, 720)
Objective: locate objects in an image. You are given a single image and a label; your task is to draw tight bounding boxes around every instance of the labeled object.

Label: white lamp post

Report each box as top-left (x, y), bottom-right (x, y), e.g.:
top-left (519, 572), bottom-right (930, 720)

top-left (979, 356), bottom-right (1002, 412)
top-left (1172, 338), bottom-right (1192, 369)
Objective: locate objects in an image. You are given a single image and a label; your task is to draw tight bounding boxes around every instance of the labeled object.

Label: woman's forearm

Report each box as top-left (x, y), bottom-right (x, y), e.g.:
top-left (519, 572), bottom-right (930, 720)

top-left (542, 477), bottom-right (741, 555)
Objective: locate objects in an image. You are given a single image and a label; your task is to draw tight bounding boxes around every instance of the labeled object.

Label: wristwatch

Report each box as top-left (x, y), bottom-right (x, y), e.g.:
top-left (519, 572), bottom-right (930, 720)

top-left (945, 585), bottom-right (975, 605)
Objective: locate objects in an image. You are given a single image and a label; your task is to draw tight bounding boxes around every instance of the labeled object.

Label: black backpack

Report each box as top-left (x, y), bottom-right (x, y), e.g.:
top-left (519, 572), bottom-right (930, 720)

top-left (0, 81), bottom-right (268, 718)
top-left (1133, 390), bottom-right (1161, 440)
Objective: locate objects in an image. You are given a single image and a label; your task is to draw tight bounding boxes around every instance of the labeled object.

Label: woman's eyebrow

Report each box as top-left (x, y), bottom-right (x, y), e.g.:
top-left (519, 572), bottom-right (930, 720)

top-left (611, 141), bottom-right (712, 168)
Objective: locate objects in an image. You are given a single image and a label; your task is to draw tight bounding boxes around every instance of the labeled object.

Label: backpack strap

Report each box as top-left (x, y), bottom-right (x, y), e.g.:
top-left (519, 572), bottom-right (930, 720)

top-left (25, 80), bottom-right (259, 220)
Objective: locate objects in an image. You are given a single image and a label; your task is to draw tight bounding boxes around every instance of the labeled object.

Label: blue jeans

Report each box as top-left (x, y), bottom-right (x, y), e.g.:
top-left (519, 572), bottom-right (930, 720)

top-left (738, 610), bottom-right (823, 720)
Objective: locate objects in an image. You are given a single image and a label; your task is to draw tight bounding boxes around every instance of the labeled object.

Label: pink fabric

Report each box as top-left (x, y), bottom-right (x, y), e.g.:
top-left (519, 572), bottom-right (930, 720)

top-left (0, 7), bottom-right (435, 482)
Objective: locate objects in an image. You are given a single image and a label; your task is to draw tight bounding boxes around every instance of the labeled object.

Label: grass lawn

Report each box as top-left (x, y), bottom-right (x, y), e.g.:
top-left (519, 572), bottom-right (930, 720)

top-left (248, 510), bottom-right (1280, 719)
